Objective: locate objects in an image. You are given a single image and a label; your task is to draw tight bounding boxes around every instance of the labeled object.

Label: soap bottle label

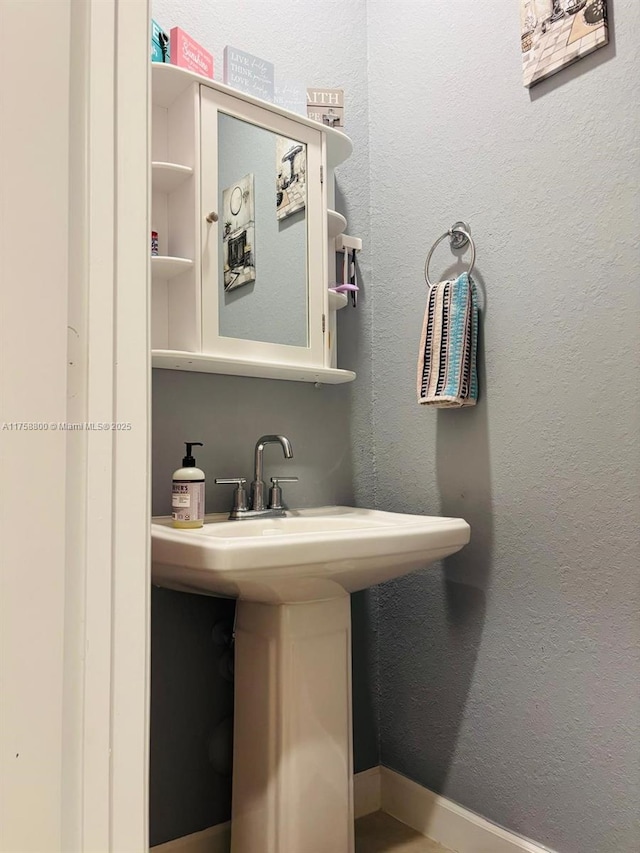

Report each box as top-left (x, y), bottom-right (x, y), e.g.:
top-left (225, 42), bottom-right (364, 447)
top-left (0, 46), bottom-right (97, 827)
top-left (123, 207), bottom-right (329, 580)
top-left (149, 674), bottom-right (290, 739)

top-left (172, 481), bottom-right (205, 522)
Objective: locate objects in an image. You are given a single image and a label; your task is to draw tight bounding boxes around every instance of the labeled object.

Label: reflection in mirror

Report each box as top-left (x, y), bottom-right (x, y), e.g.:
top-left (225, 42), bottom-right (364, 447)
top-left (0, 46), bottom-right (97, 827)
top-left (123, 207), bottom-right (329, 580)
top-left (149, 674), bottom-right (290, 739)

top-left (276, 137), bottom-right (306, 222)
top-left (222, 172), bottom-right (255, 291)
top-left (218, 112), bottom-right (309, 347)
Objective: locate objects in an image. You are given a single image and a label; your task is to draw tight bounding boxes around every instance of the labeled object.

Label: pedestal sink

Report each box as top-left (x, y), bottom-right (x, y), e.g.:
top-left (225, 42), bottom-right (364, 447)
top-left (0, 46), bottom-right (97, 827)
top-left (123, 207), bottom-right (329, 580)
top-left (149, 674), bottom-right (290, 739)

top-left (151, 506), bottom-right (470, 853)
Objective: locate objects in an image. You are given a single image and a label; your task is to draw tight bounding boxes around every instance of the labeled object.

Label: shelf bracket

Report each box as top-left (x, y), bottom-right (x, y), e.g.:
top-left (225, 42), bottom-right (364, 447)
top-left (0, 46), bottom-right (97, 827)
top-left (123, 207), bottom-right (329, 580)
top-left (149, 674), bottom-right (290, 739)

top-left (335, 234), bottom-right (362, 253)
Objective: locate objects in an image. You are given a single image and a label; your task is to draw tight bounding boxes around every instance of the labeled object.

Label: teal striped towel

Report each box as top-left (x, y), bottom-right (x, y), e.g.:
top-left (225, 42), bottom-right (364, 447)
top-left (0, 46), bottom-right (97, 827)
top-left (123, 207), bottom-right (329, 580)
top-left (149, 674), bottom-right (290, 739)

top-left (417, 272), bottom-right (478, 407)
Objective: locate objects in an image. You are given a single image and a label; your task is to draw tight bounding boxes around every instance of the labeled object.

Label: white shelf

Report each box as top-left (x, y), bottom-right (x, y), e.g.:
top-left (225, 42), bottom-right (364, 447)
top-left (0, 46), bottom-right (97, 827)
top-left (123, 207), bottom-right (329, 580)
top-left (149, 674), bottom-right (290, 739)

top-left (324, 133), bottom-right (353, 171)
top-left (151, 256), bottom-right (194, 281)
top-left (327, 209), bottom-right (347, 239)
top-left (152, 63), bottom-right (353, 168)
top-left (152, 62), bottom-right (198, 107)
top-left (152, 350), bottom-right (356, 385)
top-left (152, 161), bottom-right (193, 193)
top-left (328, 291), bottom-right (349, 311)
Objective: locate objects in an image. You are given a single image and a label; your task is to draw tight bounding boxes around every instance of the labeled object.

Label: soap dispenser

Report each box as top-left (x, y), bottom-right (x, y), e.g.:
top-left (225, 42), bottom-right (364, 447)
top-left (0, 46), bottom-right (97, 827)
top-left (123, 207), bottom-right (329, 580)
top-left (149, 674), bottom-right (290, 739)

top-left (172, 442), bottom-right (205, 529)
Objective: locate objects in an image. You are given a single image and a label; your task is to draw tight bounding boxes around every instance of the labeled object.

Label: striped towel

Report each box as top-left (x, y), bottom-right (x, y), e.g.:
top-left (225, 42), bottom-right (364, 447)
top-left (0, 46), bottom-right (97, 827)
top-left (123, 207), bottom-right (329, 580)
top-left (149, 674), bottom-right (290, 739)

top-left (417, 272), bottom-right (478, 407)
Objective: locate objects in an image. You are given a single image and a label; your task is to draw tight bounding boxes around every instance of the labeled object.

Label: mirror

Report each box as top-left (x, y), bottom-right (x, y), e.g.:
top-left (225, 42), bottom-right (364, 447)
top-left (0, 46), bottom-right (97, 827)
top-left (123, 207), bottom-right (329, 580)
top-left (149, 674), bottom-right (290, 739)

top-left (200, 86), bottom-right (325, 372)
top-left (217, 112), bottom-right (309, 347)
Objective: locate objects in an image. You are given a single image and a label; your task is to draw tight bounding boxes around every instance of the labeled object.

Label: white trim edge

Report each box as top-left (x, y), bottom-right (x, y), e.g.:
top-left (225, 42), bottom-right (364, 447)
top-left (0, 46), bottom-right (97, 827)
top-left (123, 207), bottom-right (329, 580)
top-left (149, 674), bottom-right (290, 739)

top-left (151, 822), bottom-right (231, 853)
top-left (380, 767), bottom-right (558, 853)
top-left (354, 766), bottom-right (382, 819)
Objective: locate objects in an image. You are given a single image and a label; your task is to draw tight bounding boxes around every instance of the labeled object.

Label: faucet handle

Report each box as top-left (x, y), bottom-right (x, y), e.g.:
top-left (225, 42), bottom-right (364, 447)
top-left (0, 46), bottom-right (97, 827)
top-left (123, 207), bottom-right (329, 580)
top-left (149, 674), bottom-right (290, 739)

top-left (215, 478), bottom-right (249, 514)
top-left (269, 476), bottom-right (298, 511)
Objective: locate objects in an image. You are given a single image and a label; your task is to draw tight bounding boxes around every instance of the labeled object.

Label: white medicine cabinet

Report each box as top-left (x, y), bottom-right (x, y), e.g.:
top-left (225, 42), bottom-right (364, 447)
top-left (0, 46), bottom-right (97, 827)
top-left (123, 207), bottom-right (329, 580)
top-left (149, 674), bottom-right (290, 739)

top-left (151, 63), bottom-right (356, 384)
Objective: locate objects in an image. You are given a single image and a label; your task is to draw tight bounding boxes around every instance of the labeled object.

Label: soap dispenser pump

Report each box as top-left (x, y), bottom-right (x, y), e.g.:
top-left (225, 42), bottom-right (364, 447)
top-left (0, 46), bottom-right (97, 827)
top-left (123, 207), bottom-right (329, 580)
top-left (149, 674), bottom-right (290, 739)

top-left (172, 442), bottom-right (205, 529)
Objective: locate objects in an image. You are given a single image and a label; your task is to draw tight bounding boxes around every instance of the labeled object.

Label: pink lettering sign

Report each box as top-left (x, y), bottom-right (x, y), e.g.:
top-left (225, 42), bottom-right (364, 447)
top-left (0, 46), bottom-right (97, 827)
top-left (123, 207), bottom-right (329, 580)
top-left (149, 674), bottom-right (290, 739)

top-left (170, 28), bottom-right (214, 79)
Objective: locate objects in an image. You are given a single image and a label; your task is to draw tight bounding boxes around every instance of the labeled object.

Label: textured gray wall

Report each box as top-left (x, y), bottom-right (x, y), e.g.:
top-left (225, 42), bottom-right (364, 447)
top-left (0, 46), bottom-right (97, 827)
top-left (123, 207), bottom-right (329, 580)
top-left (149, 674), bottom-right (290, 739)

top-left (367, 2), bottom-right (640, 852)
top-left (153, 371), bottom-right (355, 517)
top-left (150, 0), bottom-right (377, 844)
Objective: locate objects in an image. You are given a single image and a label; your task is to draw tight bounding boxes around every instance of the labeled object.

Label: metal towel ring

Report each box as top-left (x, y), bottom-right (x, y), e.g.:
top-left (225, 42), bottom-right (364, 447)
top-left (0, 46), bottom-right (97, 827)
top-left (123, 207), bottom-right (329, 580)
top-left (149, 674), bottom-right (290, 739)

top-left (424, 221), bottom-right (476, 287)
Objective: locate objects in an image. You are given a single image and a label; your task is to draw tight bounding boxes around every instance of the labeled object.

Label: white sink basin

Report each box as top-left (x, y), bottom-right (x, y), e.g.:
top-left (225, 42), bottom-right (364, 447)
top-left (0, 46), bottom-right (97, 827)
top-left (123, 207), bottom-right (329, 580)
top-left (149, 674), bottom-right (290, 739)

top-left (152, 505), bottom-right (470, 603)
top-left (152, 505), bottom-right (470, 852)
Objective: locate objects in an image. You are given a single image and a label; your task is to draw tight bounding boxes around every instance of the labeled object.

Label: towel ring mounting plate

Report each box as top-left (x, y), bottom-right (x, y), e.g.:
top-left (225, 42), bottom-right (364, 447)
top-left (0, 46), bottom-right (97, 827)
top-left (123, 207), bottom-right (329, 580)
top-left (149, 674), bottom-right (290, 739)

top-left (424, 221), bottom-right (475, 287)
top-left (449, 221), bottom-right (470, 250)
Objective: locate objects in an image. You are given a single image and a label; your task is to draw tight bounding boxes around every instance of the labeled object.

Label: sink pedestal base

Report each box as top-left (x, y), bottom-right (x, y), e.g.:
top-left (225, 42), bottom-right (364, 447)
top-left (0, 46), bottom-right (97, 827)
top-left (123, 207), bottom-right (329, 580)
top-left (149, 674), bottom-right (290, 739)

top-left (231, 596), bottom-right (354, 853)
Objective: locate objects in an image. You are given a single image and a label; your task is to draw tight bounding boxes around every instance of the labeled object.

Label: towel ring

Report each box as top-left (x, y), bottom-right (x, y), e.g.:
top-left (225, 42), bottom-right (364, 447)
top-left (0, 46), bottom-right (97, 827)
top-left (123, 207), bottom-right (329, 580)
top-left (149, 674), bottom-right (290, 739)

top-left (424, 221), bottom-right (476, 287)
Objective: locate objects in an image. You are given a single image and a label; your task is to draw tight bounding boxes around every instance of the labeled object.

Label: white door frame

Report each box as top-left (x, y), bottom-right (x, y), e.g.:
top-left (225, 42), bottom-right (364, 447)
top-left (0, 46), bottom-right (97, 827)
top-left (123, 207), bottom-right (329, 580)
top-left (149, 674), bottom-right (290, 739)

top-left (1, 1), bottom-right (150, 850)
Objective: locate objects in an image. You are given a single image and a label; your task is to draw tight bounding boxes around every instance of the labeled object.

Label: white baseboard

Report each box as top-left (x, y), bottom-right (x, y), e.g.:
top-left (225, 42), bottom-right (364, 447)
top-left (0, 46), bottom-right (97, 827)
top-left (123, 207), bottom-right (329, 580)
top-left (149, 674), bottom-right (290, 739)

top-left (150, 769), bottom-right (380, 853)
top-left (380, 767), bottom-right (558, 853)
top-left (354, 766), bottom-right (382, 818)
top-left (151, 821), bottom-right (230, 853)
top-left (151, 766), bottom-right (555, 853)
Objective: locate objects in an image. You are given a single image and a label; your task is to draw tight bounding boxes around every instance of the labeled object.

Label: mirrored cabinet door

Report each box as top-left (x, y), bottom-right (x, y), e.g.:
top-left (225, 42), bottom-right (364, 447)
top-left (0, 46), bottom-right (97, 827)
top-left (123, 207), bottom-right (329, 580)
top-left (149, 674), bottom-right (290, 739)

top-left (200, 87), bottom-right (327, 367)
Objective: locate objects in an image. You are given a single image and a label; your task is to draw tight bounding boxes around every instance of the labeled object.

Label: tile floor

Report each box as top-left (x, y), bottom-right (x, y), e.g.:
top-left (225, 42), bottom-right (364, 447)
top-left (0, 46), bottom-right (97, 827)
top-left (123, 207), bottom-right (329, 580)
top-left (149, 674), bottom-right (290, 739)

top-left (355, 812), bottom-right (454, 853)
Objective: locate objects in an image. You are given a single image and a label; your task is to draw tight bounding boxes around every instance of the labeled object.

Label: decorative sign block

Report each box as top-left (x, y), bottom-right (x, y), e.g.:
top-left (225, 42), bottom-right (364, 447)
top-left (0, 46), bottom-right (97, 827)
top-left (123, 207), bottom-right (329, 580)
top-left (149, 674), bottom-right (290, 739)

top-left (274, 80), bottom-right (307, 116)
top-left (223, 47), bottom-right (274, 102)
top-left (170, 27), bottom-right (213, 79)
top-left (151, 19), bottom-right (170, 63)
top-left (307, 88), bottom-right (344, 129)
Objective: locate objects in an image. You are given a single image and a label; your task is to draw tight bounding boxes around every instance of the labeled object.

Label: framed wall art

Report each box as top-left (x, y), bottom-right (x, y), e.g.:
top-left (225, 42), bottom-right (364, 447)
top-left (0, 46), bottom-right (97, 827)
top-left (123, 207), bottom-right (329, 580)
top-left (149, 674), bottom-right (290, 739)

top-left (521, 0), bottom-right (608, 87)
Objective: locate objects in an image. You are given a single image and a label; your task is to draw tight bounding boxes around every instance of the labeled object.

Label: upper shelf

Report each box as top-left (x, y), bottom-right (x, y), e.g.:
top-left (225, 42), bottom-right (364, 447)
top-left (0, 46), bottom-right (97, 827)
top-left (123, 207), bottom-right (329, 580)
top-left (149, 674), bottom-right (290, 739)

top-left (152, 63), bottom-right (353, 169)
top-left (151, 256), bottom-right (194, 281)
top-left (152, 161), bottom-right (193, 193)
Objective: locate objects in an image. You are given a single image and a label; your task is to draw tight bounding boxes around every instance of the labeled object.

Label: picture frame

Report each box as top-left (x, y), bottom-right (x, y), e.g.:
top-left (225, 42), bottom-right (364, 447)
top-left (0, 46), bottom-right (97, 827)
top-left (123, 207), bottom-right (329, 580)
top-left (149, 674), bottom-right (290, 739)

top-left (521, 0), bottom-right (608, 88)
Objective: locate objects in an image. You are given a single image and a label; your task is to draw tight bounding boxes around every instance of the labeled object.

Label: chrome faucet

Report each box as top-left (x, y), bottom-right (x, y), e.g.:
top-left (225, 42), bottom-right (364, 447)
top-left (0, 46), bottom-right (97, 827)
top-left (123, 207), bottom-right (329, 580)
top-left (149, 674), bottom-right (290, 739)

top-left (251, 435), bottom-right (293, 511)
top-left (215, 434), bottom-right (297, 519)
